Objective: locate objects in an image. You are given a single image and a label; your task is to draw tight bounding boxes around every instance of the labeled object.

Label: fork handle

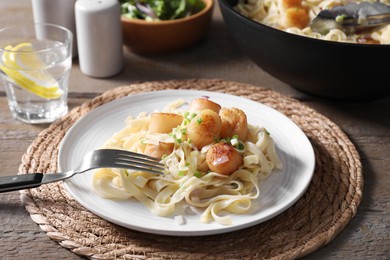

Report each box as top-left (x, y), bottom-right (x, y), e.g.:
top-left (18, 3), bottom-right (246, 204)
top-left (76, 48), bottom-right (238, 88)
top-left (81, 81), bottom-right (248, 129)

top-left (0, 173), bottom-right (43, 193)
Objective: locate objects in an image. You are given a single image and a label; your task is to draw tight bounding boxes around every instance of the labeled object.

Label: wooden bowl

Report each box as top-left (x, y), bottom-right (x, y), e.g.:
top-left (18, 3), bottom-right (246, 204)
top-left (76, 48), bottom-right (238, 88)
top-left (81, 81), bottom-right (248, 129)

top-left (121, 0), bottom-right (214, 54)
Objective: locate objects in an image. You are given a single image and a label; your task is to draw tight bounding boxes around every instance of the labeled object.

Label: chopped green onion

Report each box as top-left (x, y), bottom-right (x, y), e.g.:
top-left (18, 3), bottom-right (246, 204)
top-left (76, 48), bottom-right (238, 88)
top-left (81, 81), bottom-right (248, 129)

top-left (194, 171), bottom-right (202, 178)
top-left (237, 142), bottom-right (245, 150)
top-left (230, 138), bottom-right (239, 146)
top-left (335, 14), bottom-right (347, 23)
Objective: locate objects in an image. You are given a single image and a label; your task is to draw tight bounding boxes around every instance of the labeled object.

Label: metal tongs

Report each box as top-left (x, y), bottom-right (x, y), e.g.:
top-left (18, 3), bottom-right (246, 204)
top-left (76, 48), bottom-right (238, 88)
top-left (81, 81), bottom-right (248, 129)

top-left (310, 2), bottom-right (390, 34)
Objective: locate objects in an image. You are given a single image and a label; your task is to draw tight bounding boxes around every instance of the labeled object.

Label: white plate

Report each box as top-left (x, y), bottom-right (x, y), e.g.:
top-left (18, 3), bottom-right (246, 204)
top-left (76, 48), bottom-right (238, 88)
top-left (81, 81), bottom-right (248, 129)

top-left (59, 90), bottom-right (315, 236)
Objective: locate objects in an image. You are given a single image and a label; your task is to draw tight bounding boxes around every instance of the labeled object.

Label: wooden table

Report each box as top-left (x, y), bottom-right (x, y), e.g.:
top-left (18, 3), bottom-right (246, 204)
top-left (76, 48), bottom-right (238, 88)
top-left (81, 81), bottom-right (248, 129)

top-left (1, 1), bottom-right (389, 259)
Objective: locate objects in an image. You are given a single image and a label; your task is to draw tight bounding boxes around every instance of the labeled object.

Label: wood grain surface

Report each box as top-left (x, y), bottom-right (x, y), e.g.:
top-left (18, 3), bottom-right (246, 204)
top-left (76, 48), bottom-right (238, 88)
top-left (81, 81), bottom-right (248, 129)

top-left (1, 1), bottom-right (389, 259)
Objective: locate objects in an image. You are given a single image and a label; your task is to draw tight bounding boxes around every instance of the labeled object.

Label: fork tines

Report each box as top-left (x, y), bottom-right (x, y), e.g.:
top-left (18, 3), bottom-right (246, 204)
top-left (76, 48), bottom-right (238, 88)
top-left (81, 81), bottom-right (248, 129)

top-left (110, 149), bottom-right (165, 174)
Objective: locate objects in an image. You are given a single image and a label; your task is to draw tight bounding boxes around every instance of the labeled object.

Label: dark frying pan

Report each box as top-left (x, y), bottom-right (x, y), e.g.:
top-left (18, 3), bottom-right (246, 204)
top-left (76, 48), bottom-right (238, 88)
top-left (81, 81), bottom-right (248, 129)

top-left (219, 0), bottom-right (390, 100)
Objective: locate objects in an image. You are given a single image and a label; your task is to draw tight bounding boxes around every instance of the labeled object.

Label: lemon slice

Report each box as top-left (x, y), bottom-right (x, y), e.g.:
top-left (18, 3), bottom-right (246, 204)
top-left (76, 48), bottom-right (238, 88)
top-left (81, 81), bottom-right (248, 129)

top-left (0, 42), bottom-right (63, 99)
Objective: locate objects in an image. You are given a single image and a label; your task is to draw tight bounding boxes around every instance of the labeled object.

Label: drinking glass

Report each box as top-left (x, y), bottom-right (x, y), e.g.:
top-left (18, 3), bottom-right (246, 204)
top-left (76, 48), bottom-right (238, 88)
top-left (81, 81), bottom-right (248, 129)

top-left (0, 23), bottom-right (72, 124)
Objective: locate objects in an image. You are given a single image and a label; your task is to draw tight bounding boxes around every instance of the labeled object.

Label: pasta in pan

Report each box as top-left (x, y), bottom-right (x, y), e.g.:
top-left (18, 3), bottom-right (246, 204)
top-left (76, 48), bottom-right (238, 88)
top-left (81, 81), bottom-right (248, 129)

top-left (92, 97), bottom-right (282, 225)
top-left (235, 0), bottom-right (390, 44)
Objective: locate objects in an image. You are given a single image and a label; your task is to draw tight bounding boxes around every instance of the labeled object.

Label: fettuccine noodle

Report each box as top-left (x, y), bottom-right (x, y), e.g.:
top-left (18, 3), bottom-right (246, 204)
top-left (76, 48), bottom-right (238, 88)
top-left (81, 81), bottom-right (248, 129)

top-left (92, 98), bottom-right (282, 225)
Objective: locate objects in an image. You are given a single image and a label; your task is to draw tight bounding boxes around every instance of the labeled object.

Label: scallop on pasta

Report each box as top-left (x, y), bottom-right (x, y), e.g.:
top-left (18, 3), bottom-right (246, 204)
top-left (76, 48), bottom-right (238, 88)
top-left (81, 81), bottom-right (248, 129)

top-left (92, 97), bottom-right (282, 225)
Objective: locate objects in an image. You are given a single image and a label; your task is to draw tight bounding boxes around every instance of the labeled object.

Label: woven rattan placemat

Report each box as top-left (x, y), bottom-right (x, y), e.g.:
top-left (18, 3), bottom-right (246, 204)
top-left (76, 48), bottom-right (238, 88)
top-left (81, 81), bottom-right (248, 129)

top-left (19, 79), bottom-right (363, 259)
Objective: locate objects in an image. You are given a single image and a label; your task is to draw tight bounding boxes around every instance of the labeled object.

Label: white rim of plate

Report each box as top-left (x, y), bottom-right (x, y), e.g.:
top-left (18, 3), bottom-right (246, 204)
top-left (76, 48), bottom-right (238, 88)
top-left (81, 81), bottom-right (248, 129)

top-left (58, 89), bottom-right (315, 236)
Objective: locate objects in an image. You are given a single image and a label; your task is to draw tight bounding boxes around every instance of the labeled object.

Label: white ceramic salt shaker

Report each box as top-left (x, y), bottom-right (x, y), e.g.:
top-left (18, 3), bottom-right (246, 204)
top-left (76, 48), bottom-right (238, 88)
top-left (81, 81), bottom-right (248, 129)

top-left (75, 0), bottom-right (123, 78)
top-left (32, 0), bottom-right (78, 57)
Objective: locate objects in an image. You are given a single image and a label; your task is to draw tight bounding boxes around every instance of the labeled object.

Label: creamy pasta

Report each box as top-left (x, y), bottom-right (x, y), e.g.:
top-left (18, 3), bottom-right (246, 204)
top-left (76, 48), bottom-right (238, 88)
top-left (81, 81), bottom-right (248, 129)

top-left (92, 98), bottom-right (282, 225)
top-left (235, 0), bottom-right (390, 44)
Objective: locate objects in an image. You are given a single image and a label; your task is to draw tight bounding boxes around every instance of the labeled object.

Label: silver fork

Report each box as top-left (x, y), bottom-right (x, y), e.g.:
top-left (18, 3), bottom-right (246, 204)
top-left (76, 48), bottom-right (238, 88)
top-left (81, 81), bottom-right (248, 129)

top-left (0, 149), bottom-right (164, 193)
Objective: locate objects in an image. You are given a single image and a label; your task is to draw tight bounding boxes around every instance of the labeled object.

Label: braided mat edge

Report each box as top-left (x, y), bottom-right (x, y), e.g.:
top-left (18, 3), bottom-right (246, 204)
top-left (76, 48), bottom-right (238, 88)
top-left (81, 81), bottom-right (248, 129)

top-left (18, 79), bottom-right (363, 259)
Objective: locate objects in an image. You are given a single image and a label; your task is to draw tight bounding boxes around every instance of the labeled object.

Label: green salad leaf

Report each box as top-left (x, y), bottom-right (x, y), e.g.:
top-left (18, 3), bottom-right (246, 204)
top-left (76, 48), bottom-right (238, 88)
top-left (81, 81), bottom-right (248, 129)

top-left (120, 0), bottom-right (206, 21)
